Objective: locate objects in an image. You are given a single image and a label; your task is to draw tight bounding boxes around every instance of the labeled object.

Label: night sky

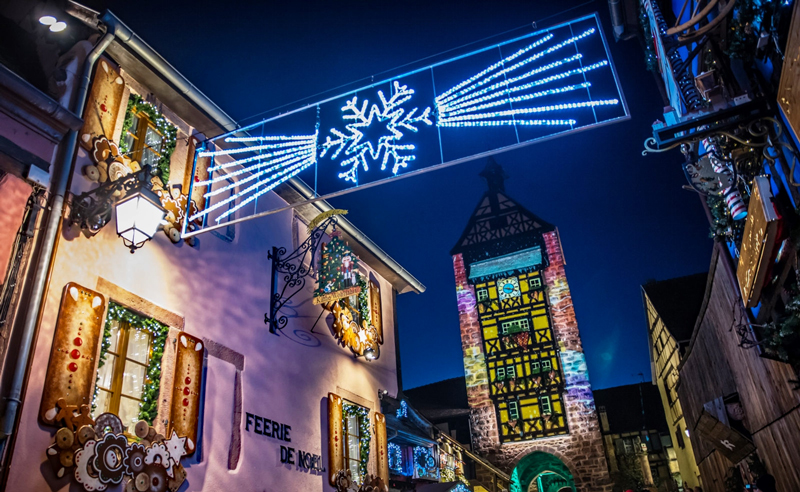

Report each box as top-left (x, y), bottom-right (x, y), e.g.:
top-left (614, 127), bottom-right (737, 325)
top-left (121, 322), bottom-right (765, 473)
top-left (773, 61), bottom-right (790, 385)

top-left (104, 0), bottom-right (713, 390)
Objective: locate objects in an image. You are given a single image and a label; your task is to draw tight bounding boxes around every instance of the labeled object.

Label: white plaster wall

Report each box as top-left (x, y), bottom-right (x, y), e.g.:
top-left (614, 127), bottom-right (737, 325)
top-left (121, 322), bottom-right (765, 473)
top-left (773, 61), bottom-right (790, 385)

top-left (6, 146), bottom-right (400, 490)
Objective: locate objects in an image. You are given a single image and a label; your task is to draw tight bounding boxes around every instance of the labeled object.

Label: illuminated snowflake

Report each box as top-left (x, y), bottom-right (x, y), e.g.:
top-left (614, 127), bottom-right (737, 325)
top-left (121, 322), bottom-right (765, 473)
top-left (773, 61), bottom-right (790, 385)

top-left (321, 81), bottom-right (432, 184)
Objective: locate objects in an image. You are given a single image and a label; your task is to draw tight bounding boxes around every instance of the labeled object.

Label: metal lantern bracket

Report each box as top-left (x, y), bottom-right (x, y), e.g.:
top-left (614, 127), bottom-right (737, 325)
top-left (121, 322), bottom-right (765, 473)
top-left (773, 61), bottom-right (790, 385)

top-left (69, 165), bottom-right (155, 236)
top-left (264, 215), bottom-right (338, 333)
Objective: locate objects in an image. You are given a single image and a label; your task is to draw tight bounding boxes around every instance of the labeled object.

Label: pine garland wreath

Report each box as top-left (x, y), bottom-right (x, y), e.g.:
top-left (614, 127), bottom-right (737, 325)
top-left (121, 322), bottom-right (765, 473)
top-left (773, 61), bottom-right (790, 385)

top-left (342, 402), bottom-right (371, 483)
top-left (119, 93), bottom-right (177, 187)
top-left (357, 275), bottom-right (371, 328)
top-left (91, 302), bottom-right (169, 425)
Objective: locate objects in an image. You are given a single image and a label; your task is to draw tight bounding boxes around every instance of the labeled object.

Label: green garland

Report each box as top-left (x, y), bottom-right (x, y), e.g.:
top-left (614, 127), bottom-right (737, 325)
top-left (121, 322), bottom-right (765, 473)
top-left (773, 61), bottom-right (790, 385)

top-left (119, 93), bottom-right (177, 187)
top-left (357, 276), bottom-right (371, 327)
top-left (92, 302), bottom-right (169, 425)
top-left (342, 402), bottom-right (371, 483)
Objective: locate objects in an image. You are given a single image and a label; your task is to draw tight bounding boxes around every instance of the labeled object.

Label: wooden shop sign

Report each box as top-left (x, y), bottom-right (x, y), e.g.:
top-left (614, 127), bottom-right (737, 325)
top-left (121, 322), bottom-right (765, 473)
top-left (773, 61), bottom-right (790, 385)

top-left (245, 411), bottom-right (325, 473)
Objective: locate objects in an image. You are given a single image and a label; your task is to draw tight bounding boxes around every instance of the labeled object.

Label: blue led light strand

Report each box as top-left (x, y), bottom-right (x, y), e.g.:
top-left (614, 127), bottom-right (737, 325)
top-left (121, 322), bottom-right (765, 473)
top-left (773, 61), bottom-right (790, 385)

top-left (188, 132), bottom-right (318, 224)
top-left (445, 82), bottom-right (591, 117)
top-left (435, 28), bottom-right (596, 107)
top-left (439, 99), bottom-right (619, 124)
top-left (438, 118), bottom-right (576, 128)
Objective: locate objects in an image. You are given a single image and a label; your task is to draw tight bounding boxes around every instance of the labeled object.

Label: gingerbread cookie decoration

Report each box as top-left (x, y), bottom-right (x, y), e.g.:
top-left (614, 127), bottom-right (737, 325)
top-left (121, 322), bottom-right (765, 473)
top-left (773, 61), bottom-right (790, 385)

top-left (40, 284), bottom-right (106, 427)
top-left (168, 333), bottom-right (203, 455)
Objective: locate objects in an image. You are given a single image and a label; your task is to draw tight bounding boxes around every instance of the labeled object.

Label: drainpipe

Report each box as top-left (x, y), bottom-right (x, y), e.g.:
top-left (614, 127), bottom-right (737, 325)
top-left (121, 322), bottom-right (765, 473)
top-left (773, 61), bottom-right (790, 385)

top-left (0, 31), bottom-right (115, 472)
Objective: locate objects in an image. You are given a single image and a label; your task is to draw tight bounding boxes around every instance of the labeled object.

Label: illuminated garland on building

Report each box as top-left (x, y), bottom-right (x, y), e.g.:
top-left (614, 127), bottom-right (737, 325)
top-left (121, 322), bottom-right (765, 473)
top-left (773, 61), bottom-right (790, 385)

top-left (91, 303), bottom-right (169, 424)
top-left (343, 402), bottom-right (371, 483)
top-left (388, 443), bottom-right (403, 475)
top-left (119, 94), bottom-right (177, 186)
top-left (413, 446), bottom-right (439, 480)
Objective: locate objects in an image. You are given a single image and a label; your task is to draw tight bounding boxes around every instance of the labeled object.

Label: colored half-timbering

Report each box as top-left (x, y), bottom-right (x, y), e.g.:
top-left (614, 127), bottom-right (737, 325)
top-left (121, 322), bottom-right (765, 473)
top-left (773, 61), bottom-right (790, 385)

top-left (472, 269), bottom-right (568, 442)
top-left (451, 161), bottom-right (612, 491)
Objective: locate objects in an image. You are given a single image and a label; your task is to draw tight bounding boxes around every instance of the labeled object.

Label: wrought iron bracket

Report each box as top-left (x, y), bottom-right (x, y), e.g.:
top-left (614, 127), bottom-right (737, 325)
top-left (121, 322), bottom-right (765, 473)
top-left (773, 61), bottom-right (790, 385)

top-left (643, 100), bottom-right (768, 154)
top-left (264, 215), bottom-right (338, 333)
top-left (69, 165), bottom-right (155, 236)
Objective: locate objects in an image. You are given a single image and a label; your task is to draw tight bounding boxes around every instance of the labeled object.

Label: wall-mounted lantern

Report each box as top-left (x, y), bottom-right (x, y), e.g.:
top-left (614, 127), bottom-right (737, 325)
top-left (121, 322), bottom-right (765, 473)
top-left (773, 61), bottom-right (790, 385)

top-left (70, 165), bottom-right (166, 253)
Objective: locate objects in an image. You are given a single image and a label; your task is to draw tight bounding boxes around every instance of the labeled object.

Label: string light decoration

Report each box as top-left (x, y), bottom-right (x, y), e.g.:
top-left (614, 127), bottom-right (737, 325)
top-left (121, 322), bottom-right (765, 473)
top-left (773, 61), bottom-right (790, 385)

top-left (436, 28), bottom-right (619, 128)
top-left (342, 402), bottom-right (371, 483)
top-left (188, 132), bottom-right (318, 225)
top-left (320, 81), bottom-right (433, 184)
top-left (91, 303), bottom-right (169, 424)
top-left (388, 443), bottom-right (404, 475)
top-left (412, 446), bottom-right (439, 481)
top-left (119, 94), bottom-right (177, 186)
top-left (396, 400), bottom-right (408, 419)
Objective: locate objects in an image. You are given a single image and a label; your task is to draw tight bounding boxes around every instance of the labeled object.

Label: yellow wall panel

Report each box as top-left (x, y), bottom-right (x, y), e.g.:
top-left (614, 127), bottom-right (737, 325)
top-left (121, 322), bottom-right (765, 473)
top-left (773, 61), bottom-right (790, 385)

top-left (533, 315), bottom-right (549, 329)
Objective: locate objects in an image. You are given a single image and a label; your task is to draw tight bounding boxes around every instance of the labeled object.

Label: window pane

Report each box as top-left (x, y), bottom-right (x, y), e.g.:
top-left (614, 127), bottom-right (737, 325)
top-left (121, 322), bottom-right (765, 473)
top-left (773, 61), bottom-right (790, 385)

top-left (107, 321), bottom-right (121, 353)
top-left (346, 414), bottom-right (358, 436)
top-left (144, 127), bottom-right (162, 152)
top-left (118, 396), bottom-right (141, 431)
top-left (126, 329), bottom-right (151, 365)
top-left (123, 133), bottom-right (136, 154)
top-left (348, 459), bottom-right (360, 482)
top-left (121, 362), bottom-right (146, 399)
top-left (92, 389), bottom-right (111, 419)
top-left (130, 114), bottom-right (140, 135)
top-left (142, 148), bottom-right (158, 167)
top-left (347, 434), bottom-right (360, 461)
top-left (97, 354), bottom-right (116, 390)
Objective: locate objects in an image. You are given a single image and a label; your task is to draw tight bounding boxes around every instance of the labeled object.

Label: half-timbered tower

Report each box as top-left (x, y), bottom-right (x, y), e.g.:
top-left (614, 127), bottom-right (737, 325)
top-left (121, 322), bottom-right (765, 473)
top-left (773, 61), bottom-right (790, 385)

top-left (451, 159), bottom-right (611, 492)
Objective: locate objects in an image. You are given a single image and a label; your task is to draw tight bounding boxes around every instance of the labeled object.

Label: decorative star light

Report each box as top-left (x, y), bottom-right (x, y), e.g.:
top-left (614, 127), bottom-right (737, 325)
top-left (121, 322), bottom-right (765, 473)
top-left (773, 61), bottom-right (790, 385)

top-left (436, 28), bottom-right (619, 128)
top-left (320, 81), bottom-right (433, 184)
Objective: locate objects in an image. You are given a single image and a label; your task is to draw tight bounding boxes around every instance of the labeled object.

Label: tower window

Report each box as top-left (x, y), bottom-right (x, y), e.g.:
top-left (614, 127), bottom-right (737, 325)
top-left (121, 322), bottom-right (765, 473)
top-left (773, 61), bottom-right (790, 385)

top-left (506, 365), bottom-right (516, 379)
top-left (500, 318), bottom-right (529, 335)
top-left (476, 289), bottom-right (489, 302)
top-left (496, 367), bottom-right (506, 381)
top-left (508, 400), bottom-right (520, 420)
top-left (541, 396), bottom-right (552, 415)
top-left (530, 361), bottom-right (540, 374)
top-left (528, 277), bottom-right (542, 288)
top-left (542, 359), bottom-right (552, 372)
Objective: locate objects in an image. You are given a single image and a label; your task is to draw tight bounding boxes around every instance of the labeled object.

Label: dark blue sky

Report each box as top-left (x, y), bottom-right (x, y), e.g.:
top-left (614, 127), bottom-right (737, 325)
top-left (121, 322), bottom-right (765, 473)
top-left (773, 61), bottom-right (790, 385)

top-left (106, 0), bottom-right (713, 390)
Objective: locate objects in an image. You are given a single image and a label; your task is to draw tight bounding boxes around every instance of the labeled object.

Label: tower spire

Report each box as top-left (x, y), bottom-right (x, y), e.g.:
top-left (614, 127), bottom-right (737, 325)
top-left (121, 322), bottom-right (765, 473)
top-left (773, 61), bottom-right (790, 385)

top-left (479, 158), bottom-right (508, 193)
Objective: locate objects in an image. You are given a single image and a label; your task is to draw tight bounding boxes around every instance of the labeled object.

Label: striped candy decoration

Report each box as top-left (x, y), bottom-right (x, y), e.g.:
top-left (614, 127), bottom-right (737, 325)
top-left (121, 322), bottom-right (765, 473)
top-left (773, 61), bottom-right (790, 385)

top-left (723, 186), bottom-right (748, 220)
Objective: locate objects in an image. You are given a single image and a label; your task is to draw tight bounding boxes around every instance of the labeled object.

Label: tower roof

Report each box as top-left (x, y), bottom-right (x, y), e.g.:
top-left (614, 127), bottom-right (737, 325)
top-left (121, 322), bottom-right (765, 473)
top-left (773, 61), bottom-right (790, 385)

top-left (451, 159), bottom-right (554, 258)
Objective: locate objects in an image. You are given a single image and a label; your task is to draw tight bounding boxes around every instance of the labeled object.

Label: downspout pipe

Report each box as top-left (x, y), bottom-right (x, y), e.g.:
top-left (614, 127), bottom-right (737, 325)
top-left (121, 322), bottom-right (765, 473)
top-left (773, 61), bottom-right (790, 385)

top-left (99, 11), bottom-right (238, 133)
top-left (0, 32), bottom-right (115, 467)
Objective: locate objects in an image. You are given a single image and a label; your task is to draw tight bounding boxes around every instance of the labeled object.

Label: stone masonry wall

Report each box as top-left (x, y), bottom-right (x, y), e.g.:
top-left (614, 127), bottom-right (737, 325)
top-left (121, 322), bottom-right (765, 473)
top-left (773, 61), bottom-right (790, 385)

top-left (454, 231), bottom-right (612, 491)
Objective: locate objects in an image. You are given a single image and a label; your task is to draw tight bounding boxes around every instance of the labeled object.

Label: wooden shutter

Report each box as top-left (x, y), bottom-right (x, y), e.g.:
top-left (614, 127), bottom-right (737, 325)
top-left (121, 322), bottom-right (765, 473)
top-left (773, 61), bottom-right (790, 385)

top-left (328, 392), bottom-right (345, 485)
top-left (40, 283), bottom-right (106, 426)
top-left (79, 57), bottom-right (125, 150)
top-left (168, 332), bottom-right (204, 455)
top-left (374, 412), bottom-right (389, 485)
top-left (369, 280), bottom-right (382, 343)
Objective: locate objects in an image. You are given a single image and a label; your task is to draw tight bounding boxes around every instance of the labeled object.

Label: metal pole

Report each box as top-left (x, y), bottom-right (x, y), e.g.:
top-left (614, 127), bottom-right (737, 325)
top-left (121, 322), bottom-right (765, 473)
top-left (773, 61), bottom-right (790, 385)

top-left (0, 31), bottom-right (115, 472)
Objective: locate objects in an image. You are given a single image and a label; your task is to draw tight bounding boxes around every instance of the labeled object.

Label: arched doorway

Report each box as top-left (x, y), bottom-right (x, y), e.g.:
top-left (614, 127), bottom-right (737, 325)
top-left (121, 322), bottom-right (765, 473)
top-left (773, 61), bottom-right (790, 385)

top-left (509, 451), bottom-right (576, 492)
